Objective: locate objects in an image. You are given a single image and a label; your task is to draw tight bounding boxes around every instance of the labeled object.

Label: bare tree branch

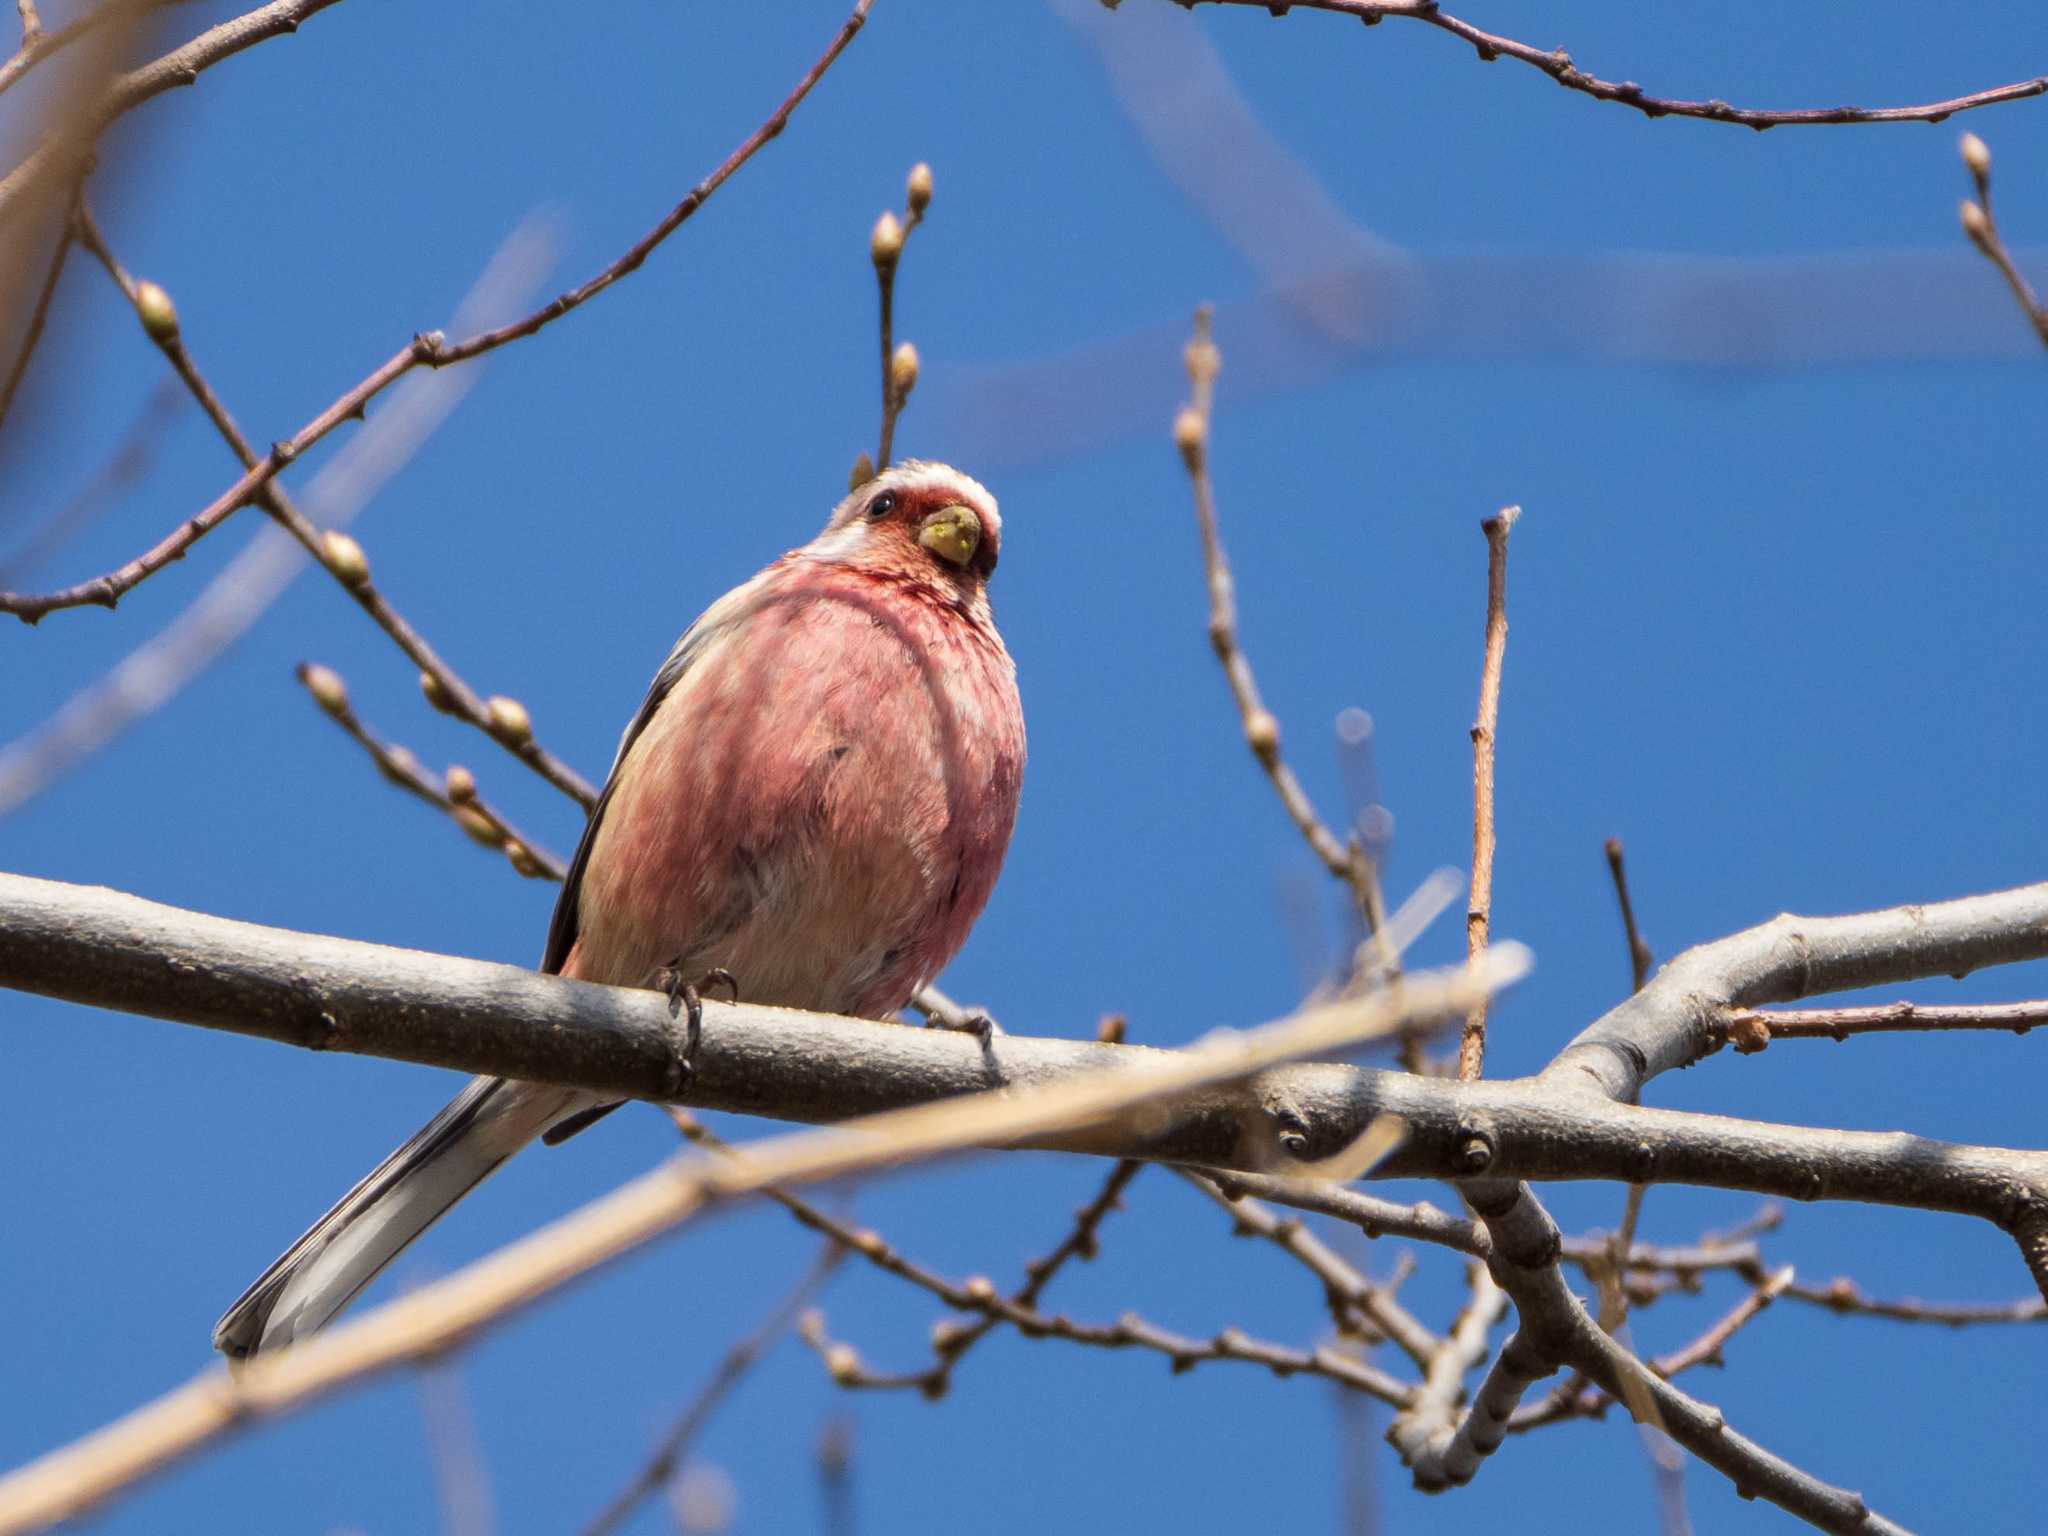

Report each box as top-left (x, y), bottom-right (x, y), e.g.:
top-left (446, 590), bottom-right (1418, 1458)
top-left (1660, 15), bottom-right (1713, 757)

top-left (1457, 505), bottom-right (1517, 1080)
top-left (1, 870), bottom-right (2042, 1256)
top-left (1181, 1), bottom-right (2046, 131)
top-left (1725, 1000), bottom-right (2048, 1052)
top-left (1604, 837), bottom-right (1655, 991)
top-left (1956, 134), bottom-right (2048, 348)
top-left (0, 0), bottom-right (873, 623)
top-left (1175, 308), bottom-right (1374, 913)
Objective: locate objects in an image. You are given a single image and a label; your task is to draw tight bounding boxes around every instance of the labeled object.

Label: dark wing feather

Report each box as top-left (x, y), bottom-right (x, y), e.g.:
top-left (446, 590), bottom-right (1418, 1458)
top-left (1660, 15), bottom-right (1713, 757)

top-left (539, 615), bottom-right (729, 975)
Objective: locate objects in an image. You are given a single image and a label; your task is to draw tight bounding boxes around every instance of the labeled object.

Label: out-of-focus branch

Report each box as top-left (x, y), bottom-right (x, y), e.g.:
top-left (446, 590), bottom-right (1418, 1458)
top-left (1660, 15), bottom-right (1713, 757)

top-left (1957, 133), bottom-right (2048, 348)
top-left (579, 1242), bottom-right (844, 1536)
top-left (0, 0), bottom-right (872, 623)
top-left (416, 1359), bottom-right (497, 1536)
top-left (1457, 505), bottom-right (1517, 1079)
top-left (0, 0), bottom-right (351, 225)
top-left (0, 376), bottom-right (180, 586)
top-left (0, 225), bottom-right (69, 433)
top-left (1183, 1), bottom-right (2046, 131)
top-left (0, 0), bottom-right (180, 101)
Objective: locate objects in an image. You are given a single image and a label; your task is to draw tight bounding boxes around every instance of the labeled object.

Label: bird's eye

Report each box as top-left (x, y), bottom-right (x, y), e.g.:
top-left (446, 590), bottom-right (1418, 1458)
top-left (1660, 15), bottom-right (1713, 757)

top-left (866, 492), bottom-right (897, 520)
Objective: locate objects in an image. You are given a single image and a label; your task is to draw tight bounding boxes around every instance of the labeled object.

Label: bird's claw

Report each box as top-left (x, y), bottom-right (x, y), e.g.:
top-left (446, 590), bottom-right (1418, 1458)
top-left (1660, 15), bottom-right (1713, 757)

top-left (657, 964), bottom-right (741, 1092)
top-left (932, 1005), bottom-right (1001, 1045)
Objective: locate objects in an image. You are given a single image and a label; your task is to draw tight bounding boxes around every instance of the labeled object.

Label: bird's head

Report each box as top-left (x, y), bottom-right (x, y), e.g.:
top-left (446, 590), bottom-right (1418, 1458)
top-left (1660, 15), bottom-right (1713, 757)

top-left (806, 461), bottom-right (1003, 593)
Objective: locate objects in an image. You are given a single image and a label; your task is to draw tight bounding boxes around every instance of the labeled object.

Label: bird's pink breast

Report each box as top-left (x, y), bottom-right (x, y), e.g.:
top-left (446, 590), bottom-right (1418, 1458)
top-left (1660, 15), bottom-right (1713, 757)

top-left (565, 561), bottom-right (1024, 1021)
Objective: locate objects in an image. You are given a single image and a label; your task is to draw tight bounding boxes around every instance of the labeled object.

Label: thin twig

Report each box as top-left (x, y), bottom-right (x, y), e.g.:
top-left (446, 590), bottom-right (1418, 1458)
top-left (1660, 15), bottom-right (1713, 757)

top-left (293, 663), bottom-right (564, 881)
top-left (436, 0), bottom-right (872, 368)
top-left (0, 334), bottom-right (430, 621)
top-left (869, 162), bottom-right (928, 471)
top-left (1510, 1265), bottom-right (1797, 1430)
top-left (579, 1242), bottom-right (844, 1536)
top-left (0, 216), bottom-right (554, 818)
top-left (1604, 837), bottom-right (1654, 991)
top-left (1723, 999), bottom-right (2048, 1053)
top-left (1179, 1169), bottom-right (1440, 1369)
top-left (1956, 133), bottom-right (2048, 348)
top-left (1175, 308), bottom-right (1372, 915)
top-left (1777, 1274), bottom-right (2047, 1326)
top-left (677, 1108), bottom-right (1143, 1397)
top-left (800, 1286), bottom-right (1417, 1407)
top-left (1188, 1), bottom-right (2048, 131)
top-left (62, 202), bottom-right (600, 808)
top-left (1456, 504), bottom-right (1518, 1080)
top-left (0, 0), bottom-right (873, 623)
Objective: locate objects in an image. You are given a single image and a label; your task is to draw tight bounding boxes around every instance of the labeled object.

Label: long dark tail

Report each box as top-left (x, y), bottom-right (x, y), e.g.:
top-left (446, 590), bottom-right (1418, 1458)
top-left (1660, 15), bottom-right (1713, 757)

top-left (213, 1077), bottom-right (594, 1358)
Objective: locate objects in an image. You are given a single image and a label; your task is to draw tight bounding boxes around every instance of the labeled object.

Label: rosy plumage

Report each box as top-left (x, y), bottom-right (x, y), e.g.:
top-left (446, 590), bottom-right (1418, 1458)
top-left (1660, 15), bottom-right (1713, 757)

top-left (215, 462), bottom-right (1024, 1356)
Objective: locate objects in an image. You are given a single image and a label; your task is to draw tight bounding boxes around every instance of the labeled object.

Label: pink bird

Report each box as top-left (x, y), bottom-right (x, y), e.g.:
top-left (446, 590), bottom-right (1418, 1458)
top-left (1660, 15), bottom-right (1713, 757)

top-left (215, 461), bottom-right (1024, 1356)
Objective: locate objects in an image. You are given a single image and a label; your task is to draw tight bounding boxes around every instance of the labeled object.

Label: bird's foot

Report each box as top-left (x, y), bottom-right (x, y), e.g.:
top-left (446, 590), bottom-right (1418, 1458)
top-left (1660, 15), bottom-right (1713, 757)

top-left (920, 991), bottom-right (1002, 1046)
top-left (657, 964), bottom-right (742, 1092)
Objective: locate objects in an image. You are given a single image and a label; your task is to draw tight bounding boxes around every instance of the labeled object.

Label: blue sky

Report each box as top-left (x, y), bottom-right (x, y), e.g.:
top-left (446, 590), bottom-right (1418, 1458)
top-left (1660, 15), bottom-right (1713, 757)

top-left (4, 2), bottom-right (2046, 1531)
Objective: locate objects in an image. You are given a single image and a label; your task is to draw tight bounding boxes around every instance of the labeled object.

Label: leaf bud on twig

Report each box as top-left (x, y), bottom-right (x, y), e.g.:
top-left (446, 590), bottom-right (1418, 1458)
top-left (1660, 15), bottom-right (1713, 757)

top-left (133, 280), bottom-right (179, 345)
top-left (1173, 408), bottom-right (1207, 472)
top-left (1960, 131), bottom-right (1992, 180)
top-left (419, 669), bottom-right (455, 714)
top-left (1959, 199), bottom-right (1993, 249)
top-left (890, 341), bottom-right (919, 402)
top-left (870, 210), bottom-right (903, 271)
top-left (321, 531), bottom-right (370, 588)
top-left (298, 662), bottom-right (348, 717)
top-left (486, 694), bottom-right (532, 746)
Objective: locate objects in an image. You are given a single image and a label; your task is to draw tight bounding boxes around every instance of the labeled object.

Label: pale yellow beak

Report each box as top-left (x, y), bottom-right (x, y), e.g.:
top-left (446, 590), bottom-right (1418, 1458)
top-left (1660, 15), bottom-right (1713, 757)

top-left (917, 504), bottom-right (982, 568)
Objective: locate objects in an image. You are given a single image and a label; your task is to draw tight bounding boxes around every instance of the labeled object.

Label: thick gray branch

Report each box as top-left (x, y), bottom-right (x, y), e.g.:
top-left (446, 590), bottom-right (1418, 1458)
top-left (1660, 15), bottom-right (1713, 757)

top-left (3, 872), bottom-right (2046, 1268)
top-left (1548, 884), bottom-right (2048, 1101)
